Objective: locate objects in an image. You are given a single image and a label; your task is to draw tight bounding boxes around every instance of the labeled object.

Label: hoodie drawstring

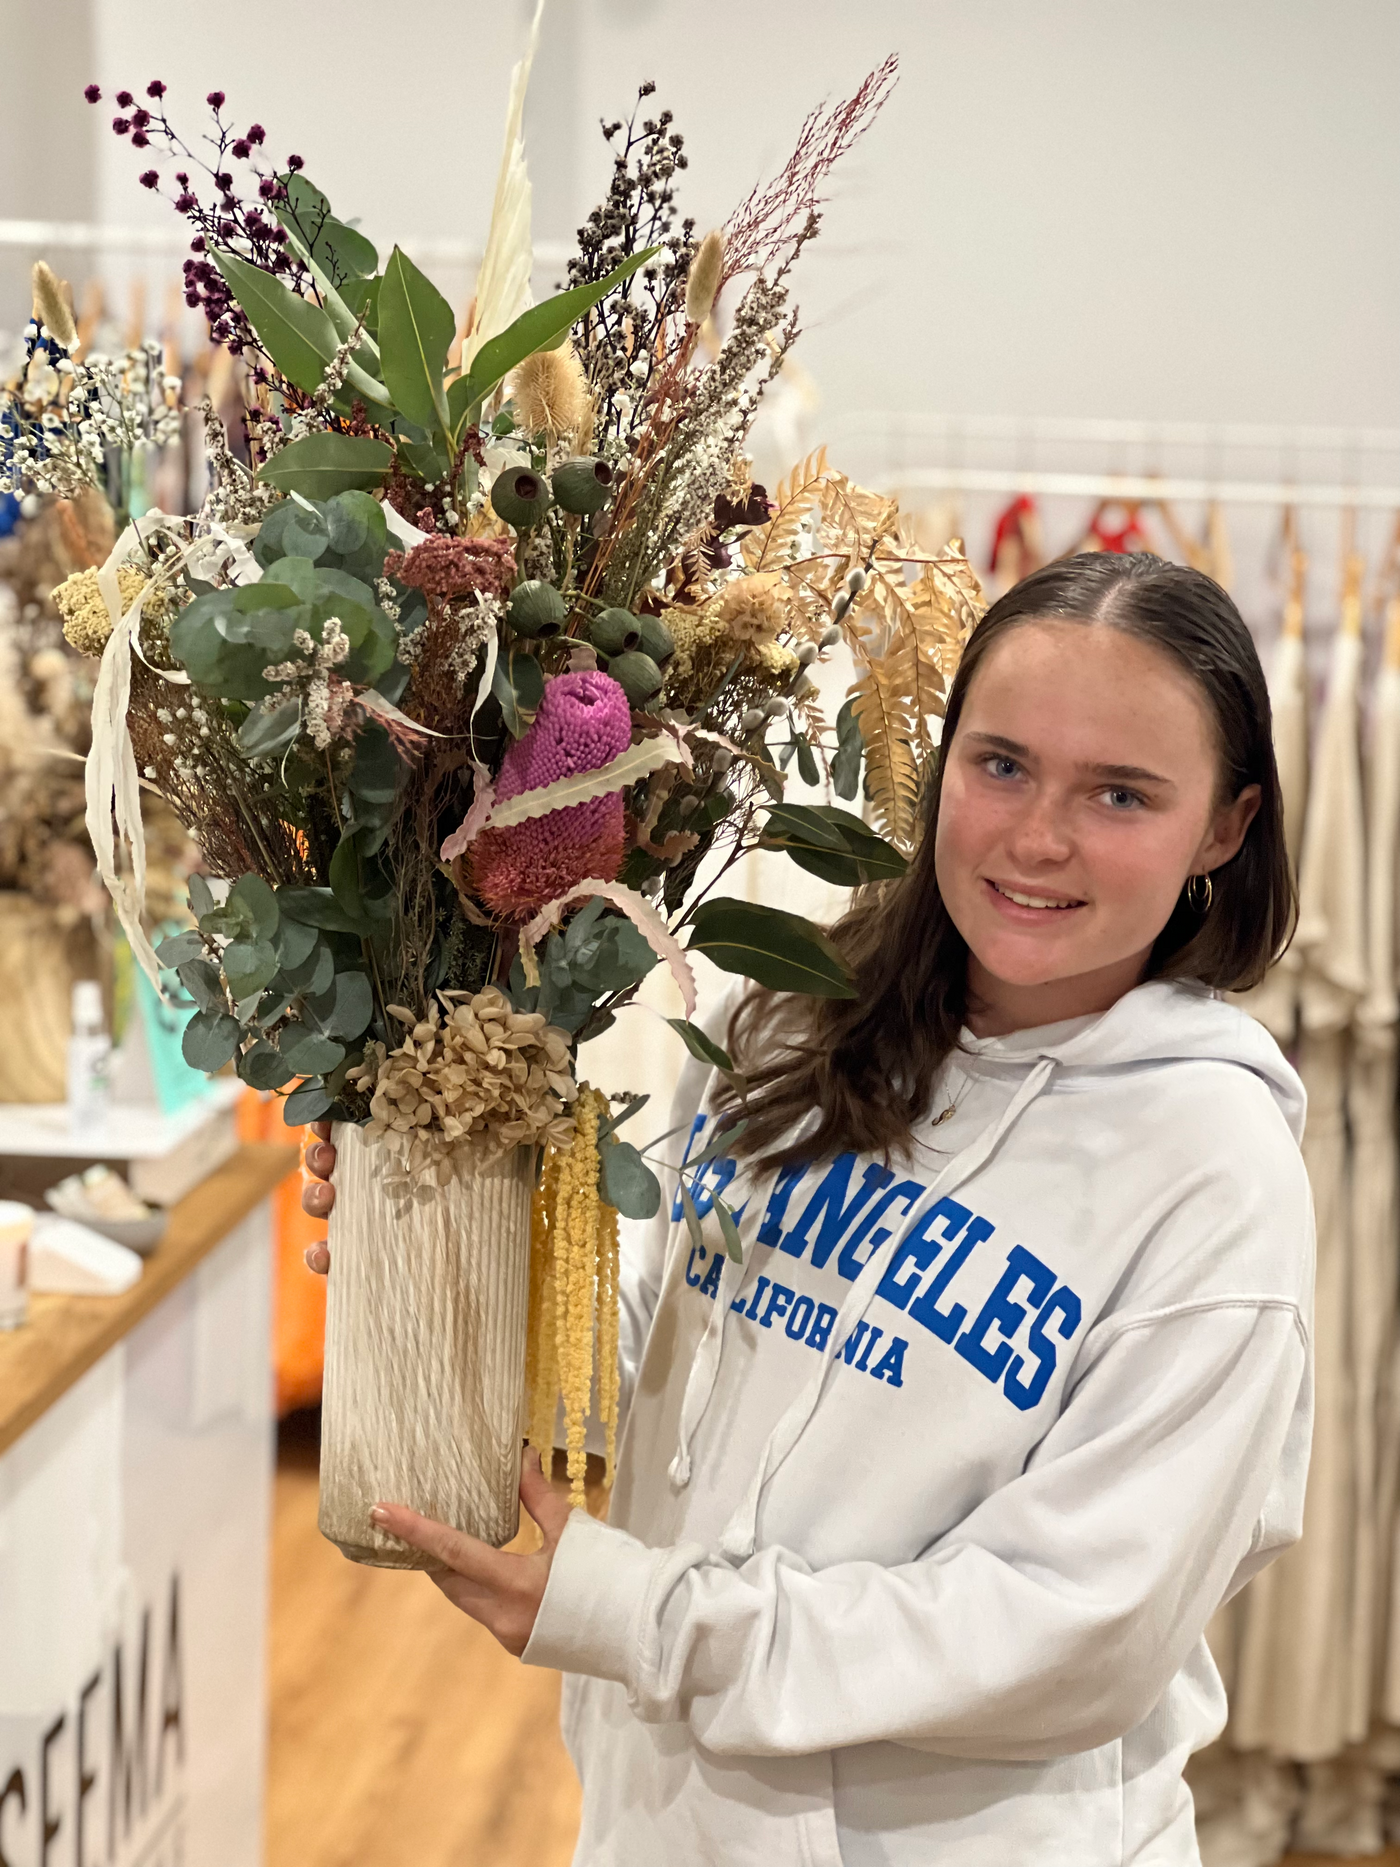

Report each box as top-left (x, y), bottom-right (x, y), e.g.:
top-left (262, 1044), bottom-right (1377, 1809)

top-left (716, 1056), bottom-right (1059, 1563)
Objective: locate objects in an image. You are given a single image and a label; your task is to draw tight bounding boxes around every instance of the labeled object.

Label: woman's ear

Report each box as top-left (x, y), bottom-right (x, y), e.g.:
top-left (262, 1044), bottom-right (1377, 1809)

top-left (1195, 783), bottom-right (1262, 873)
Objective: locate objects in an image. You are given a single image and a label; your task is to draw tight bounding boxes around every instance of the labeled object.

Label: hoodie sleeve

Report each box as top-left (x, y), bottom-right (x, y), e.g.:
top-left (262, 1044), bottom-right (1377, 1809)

top-left (525, 1294), bottom-right (1310, 1760)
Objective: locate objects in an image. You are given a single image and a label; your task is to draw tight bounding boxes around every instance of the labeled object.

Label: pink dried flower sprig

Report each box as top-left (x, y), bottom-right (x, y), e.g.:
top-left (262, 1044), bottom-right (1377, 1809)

top-left (384, 535), bottom-right (515, 606)
top-left (470, 670), bottom-right (632, 918)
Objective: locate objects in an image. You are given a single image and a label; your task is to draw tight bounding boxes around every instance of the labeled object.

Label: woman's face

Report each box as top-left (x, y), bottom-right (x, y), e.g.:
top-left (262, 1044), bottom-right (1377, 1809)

top-left (933, 618), bottom-right (1260, 1028)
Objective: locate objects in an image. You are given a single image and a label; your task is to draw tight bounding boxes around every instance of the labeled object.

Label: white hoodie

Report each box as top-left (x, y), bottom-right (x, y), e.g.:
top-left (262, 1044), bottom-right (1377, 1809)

top-left (523, 980), bottom-right (1315, 1867)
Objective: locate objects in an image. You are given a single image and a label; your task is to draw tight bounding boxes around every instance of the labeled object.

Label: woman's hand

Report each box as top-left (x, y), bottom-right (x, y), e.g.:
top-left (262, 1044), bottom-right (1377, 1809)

top-left (302, 1119), bottom-right (335, 1275)
top-left (371, 1448), bottom-right (570, 1656)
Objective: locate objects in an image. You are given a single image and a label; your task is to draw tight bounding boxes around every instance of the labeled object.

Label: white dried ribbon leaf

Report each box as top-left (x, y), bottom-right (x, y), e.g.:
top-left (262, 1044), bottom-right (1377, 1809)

top-left (484, 735), bottom-right (684, 833)
top-left (520, 878), bottom-right (697, 1018)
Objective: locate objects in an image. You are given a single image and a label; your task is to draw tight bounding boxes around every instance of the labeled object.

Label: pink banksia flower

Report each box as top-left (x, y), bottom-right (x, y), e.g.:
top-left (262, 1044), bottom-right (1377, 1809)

top-left (471, 671), bottom-right (632, 918)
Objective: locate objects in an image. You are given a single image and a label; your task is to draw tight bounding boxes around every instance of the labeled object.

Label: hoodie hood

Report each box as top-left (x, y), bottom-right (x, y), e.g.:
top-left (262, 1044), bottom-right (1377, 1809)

top-left (960, 979), bottom-right (1307, 1144)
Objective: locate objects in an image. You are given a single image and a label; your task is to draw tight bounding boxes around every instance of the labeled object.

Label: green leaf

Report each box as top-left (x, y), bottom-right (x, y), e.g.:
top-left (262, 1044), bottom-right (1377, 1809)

top-left (155, 930), bottom-right (204, 968)
top-left (758, 802), bottom-right (907, 887)
top-left (598, 1137), bottom-right (662, 1219)
top-left (597, 1093), bottom-right (650, 1142)
top-left (237, 699), bottom-right (302, 761)
top-left (342, 275), bottom-right (380, 334)
top-left (454, 248), bottom-right (660, 423)
top-left (182, 1009), bottom-right (242, 1072)
top-left (257, 432), bottom-right (393, 499)
top-left (687, 1117), bottom-right (748, 1168)
top-left (211, 248), bottom-right (342, 396)
top-left (275, 175), bottom-right (378, 279)
top-left (237, 1039), bottom-right (296, 1091)
top-left (283, 1079), bottom-right (335, 1124)
top-left (223, 937), bottom-right (280, 1001)
top-left (665, 1018), bottom-right (734, 1074)
top-left (832, 697), bottom-right (863, 801)
top-left (687, 898), bottom-right (856, 998)
top-left (279, 1022), bottom-right (347, 1075)
top-left (713, 1195), bottom-right (744, 1264)
top-left (278, 939), bottom-right (335, 999)
top-left (304, 968), bottom-right (374, 1041)
top-left (678, 1179), bottom-right (704, 1252)
top-left (273, 912), bottom-right (319, 970)
top-left (795, 736), bottom-right (819, 787)
top-left (492, 647), bottom-right (544, 738)
top-left (188, 874), bottom-right (215, 919)
top-left (377, 245), bottom-right (454, 438)
top-left (277, 886), bottom-right (368, 935)
top-left (233, 580), bottom-right (303, 611)
top-left (329, 834), bottom-right (368, 926)
top-left (177, 957), bottom-right (225, 1013)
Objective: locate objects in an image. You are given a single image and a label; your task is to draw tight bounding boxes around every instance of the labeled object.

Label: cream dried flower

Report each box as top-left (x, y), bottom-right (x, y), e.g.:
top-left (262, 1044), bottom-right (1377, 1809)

top-left (31, 261), bottom-right (78, 350)
top-left (685, 229), bottom-right (725, 326)
top-left (510, 344), bottom-right (590, 441)
top-left (719, 571), bottom-right (787, 644)
top-left (52, 564), bottom-right (163, 657)
top-left (347, 984), bottom-right (578, 1195)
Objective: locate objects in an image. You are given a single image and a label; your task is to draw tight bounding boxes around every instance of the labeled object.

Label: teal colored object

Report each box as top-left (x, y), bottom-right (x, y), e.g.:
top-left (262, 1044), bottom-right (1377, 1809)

top-left (142, 932), bottom-right (219, 1116)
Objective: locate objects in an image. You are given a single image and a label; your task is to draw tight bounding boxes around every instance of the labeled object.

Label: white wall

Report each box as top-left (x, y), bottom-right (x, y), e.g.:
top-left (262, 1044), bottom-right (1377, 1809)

top-left (77, 0), bottom-right (1400, 434)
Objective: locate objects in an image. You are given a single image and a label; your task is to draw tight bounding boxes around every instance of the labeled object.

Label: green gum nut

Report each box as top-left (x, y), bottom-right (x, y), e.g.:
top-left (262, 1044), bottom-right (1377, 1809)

top-left (588, 607), bottom-right (642, 656)
top-left (552, 456), bottom-right (614, 516)
top-left (507, 580), bottom-right (567, 638)
top-left (490, 466), bottom-right (553, 529)
top-left (636, 612), bottom-right (674, 664)
top-left (606, 650), bottom-right (664, 706)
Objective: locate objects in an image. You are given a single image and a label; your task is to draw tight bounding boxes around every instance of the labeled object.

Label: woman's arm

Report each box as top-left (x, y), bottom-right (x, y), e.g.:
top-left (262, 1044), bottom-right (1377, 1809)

top-left (522, 1297), bottom-right (1310, 1760)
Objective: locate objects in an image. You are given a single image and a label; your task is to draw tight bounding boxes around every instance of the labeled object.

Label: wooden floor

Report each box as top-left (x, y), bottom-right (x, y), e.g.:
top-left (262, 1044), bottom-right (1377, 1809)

top-left (266, 1411), bottom-right (1399, 1867)
top-left (267, 1410), bottom-right (582, 1867)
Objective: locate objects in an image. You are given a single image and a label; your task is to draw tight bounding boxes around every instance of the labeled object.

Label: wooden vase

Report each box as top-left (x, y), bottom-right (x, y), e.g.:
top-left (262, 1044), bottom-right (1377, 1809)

top-left (318, 1122), bottom-right (534, 1568)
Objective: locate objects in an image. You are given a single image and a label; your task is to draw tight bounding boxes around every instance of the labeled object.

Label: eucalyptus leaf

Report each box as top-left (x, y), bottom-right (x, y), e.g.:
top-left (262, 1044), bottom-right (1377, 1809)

top-left (177, 958), bottom-right (227, 1014)
top-left (237, 1040), bottom-right (296, 1091)
top-left (597, 1093), bottom-right (650, 1142)
top-left (188, 874), bottom-right (215, 919)
top-left (304, 968), bottom-right (374, 1041)
top-left (598, 1137), bottom-right (662, 1220)
top-left (283, 1079), bottom-right (335, 1124)
top-left (795, 736), bottom-right (819, 787)
top-left (277, 887), bottom-right (368, 934)
top-left (678, 1179), bottom-right (704, 1253)
top-left (273, 913), bottom-right (319, 970)
top-left (223, 938), bottom-right (280, 1001)
top-left (831, 697), bottom-right (863, 801)
top-left (182, 1009), bottom-right (242, 1073)
top-left (229, 873), bottom-right (278, 940)
top-left (279, 940), bottom-right (335, 999)
top-left (155, 930), bottom-right (204, 968)
top-left (713, 1196), bottom-right (745, 1264)
top-left (687, 898), bottom-right (856, 998)
top-left (236, 699), bottom-right (302, 760)
top-left (211, 248), bottom-right (342, 397)
top-left (492, 647), bottom-right (544, 738)
top-left (687, 1117), bottom-right (748, 1169)
top-left (279, 1023), bottom-right (347, 1075)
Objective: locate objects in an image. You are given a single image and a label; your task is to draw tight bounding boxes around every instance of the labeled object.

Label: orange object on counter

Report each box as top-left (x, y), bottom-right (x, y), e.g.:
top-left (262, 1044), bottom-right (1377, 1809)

top-left (238, 1090), bottom-right (326, 1415)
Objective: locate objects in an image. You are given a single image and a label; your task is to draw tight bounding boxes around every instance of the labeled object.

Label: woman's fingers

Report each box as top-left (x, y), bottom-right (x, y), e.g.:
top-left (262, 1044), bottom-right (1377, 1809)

top-left (370, 1503), bottom-right (517, 1588)
top-left (303, 1243), bottom-right (330, 1276)
top-left (520, 1449), bottom-right (572, 1546)
top-left (301, 1178), bottom-right (335, 1222)
top-left (305, 1138), bottom-right (336, 1181)
top-left (309, 1120), bottom-right (332, 1141)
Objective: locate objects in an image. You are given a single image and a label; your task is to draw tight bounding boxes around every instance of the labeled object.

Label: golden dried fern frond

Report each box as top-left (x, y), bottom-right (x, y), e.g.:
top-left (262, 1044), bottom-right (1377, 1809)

top-left (744, 445), bottom-right (832, 572)
top-left (850, 656), bottom-right (919, 849)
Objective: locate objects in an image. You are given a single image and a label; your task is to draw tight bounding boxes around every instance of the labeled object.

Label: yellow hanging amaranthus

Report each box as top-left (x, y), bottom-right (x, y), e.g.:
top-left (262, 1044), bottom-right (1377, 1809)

top-left (525, 1084), bottom-right (622, 1509)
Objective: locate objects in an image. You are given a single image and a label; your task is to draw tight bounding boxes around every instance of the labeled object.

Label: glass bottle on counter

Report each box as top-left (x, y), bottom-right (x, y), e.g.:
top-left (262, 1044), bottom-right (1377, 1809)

top-left (66, 980), bottom-right (111, 1130)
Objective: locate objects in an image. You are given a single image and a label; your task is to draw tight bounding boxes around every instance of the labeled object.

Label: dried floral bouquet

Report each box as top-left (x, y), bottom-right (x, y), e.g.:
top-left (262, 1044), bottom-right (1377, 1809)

top-left (69, 49), bottom-right (984, 1538)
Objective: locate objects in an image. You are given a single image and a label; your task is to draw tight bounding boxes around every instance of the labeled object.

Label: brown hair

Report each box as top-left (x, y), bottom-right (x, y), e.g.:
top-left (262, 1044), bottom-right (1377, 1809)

top-left (718, 552), bottom-right (1296, 1170)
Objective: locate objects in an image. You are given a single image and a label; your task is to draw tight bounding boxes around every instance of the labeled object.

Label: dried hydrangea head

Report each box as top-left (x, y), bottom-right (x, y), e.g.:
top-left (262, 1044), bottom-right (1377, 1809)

top-left (509, 344), bottom-right (591, 443)
top-left (718, 571), bottom-right (787, 643)
top-left (52, 564), bottom-right (163, 657)
top-left (346, 985), bottom-right (578, 1195)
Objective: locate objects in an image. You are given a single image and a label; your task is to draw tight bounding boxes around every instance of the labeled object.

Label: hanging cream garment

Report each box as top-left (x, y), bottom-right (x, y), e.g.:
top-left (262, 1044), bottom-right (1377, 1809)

top-left (1192, 583), bottom-right (1313, 1867)
top-left (1232, 569), bottom-right (1368, 1763)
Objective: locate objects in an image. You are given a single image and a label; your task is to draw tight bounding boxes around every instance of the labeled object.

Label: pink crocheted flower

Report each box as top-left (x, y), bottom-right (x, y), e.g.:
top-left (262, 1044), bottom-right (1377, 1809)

top-left (472, 670), bottom-right (632, 917)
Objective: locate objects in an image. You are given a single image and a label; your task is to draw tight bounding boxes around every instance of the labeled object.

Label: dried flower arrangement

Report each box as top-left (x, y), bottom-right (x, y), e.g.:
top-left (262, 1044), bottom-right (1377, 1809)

top-left (74, 44), bottom-right (984, 1522)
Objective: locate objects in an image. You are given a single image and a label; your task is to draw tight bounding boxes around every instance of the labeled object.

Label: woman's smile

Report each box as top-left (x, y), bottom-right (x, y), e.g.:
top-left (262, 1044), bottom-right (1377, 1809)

top-left (983, 878), bottom-right (1088, 918)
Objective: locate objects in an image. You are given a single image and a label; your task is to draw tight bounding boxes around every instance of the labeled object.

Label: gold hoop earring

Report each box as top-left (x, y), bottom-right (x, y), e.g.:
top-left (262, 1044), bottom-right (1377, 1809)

top-left (1186, 873), bottom-right (1213, 914)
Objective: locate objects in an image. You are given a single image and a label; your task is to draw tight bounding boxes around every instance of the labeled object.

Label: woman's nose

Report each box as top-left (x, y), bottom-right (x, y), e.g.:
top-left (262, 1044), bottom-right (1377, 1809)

top-left (1005, 792), bottom-right (1074, 865)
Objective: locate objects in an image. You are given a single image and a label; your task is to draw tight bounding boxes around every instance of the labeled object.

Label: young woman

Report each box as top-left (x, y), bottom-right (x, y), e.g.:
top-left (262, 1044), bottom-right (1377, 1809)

top-left (303, 551), bottom-right (1313, 1867)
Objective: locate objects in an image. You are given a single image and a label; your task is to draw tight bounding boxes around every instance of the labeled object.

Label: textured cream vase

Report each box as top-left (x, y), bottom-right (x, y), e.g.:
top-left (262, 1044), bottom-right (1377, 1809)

top-left (319, 1122), bottom-right (534, 1567)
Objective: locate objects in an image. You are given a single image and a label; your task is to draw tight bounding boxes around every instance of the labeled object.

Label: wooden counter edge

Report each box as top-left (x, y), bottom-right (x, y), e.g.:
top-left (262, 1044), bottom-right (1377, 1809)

top-left (0, 1141), bottom-right (299, 1458)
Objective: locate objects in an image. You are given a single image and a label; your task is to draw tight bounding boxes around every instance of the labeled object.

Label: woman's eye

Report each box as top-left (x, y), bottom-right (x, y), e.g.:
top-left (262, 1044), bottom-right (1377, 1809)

top-left (986, 756), bottom-right (1021, 780)
top-left (1104, 787), bottom-right (1145, 810)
